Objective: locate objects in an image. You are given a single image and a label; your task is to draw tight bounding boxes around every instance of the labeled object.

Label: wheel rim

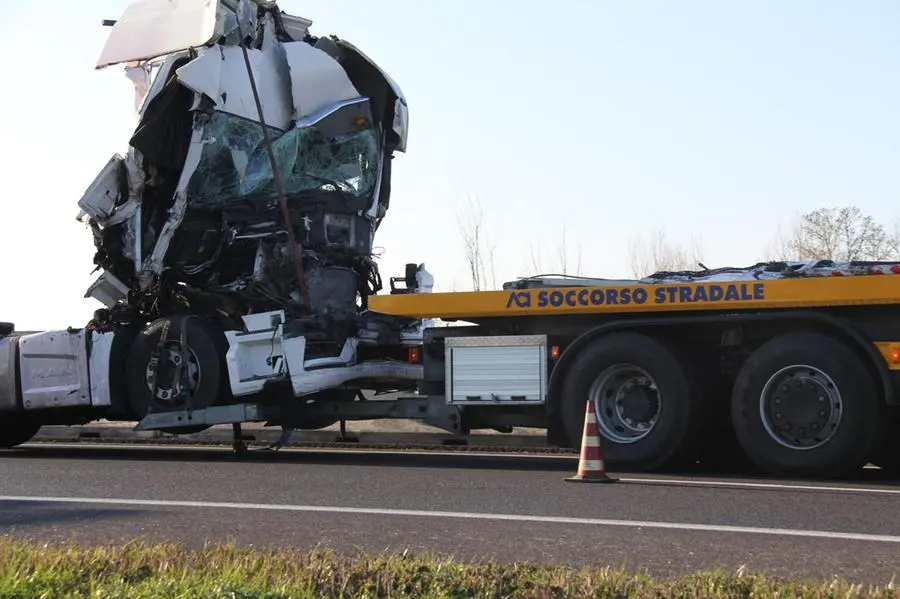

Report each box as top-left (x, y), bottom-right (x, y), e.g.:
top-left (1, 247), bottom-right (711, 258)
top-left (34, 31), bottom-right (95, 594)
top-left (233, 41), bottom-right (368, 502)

top-left (144, 341), bottom-right (202, 410)
top-left (589, 364), bottom-right (660, 444)
top-left (758, 364), bottom-right (842, 451)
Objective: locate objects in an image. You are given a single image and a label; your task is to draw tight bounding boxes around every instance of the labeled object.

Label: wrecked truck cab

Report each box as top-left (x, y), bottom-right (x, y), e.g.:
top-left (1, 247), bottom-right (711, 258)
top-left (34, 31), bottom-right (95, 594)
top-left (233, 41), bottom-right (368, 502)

top-left (76, 0), bottom-right (422, 425)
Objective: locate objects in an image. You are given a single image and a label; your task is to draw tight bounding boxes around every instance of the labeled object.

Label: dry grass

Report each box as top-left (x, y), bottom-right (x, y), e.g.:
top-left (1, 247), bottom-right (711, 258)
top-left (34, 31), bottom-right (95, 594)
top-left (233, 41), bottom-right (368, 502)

top-left (0, 537), bottom-right (896, 598)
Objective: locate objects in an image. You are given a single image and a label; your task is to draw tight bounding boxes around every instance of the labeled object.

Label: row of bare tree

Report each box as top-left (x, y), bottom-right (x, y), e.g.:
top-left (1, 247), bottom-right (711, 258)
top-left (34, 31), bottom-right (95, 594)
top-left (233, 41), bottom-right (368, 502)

top-left (457, 202), bottom-right (900, 288)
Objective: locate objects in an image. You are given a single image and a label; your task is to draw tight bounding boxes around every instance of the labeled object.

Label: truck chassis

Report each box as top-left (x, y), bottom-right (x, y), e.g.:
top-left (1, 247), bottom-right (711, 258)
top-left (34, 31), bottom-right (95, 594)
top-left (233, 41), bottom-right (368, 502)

top-left (4, 261), bottom-right (900, 481)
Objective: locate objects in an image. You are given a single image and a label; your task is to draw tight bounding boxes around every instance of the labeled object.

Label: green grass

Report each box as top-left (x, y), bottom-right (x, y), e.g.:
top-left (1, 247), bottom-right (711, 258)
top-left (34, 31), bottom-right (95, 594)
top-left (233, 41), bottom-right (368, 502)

top-left (0, 537), bottom-right (896, 598)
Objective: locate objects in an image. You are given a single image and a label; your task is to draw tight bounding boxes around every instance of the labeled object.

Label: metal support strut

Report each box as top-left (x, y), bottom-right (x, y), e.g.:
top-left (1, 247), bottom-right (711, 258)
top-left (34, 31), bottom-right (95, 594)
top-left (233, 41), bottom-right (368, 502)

top-left (231, 421), bottom-right (295, 453)
top-left (232, 423), bottom-right (247, 454)
top-left (261, 427), bottom-right (294, 452)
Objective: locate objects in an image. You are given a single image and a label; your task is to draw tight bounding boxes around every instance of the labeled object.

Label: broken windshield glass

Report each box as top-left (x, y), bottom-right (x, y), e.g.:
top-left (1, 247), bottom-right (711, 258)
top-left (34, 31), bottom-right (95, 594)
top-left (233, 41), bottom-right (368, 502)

top-left (186, 108), bottom-right (380, 210)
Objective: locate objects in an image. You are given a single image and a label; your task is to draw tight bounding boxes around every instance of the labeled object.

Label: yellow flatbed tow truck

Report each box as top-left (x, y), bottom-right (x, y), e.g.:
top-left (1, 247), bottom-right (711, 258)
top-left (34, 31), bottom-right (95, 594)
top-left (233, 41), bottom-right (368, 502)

top-left (1, 1), bottom-right (898, 482)
top-left (364, 263), bottom-right (900, 479)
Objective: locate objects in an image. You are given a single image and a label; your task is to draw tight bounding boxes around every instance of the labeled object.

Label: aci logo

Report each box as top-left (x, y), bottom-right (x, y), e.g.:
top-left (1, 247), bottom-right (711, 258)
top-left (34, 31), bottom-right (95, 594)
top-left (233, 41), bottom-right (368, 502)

top-left (505, 283), bottom-right (767, 310)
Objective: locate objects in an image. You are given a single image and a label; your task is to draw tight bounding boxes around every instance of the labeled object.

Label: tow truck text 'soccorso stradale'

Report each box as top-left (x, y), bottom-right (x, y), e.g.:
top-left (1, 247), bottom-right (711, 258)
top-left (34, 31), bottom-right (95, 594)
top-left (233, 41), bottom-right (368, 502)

top-left (505, 282), bottom-right (767, 310)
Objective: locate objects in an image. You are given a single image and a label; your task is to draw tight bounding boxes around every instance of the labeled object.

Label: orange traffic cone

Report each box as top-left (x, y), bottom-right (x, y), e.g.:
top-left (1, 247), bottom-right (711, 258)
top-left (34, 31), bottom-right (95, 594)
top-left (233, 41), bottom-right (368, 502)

top-left (565, 399), bottom-right (618, 483)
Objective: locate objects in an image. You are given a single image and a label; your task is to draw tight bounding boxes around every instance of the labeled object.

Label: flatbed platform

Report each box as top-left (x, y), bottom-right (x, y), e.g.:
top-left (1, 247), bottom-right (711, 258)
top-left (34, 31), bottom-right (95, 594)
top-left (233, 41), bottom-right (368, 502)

top-left (369, 272), bottom-right (900, 320)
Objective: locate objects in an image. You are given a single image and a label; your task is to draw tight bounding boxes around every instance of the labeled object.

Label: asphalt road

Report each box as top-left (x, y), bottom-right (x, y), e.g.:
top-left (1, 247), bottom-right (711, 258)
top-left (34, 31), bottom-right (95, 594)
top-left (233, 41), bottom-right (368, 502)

top-left (1, 444), bottom-right (900, 585)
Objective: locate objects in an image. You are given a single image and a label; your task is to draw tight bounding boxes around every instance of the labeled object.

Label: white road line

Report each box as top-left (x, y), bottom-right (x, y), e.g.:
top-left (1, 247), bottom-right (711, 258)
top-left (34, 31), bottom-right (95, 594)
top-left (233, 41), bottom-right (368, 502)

top-left (1, 495), bottom-right (899, 544)
top-left (620, 477), bottom-right (900, 496)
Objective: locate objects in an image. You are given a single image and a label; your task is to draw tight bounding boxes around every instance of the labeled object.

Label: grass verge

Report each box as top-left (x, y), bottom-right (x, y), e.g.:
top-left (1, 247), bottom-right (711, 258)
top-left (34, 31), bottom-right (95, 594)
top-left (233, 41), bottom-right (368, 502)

top-left (0, 537), bottom-right (895, 598)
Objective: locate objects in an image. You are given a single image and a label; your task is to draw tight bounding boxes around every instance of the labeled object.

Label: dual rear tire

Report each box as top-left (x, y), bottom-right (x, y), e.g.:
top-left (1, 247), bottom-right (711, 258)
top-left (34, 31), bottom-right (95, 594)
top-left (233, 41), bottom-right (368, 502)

top-left (561, 330), bottom-right (884, 479)
top-left (730, 332), bottom-right (882, 479)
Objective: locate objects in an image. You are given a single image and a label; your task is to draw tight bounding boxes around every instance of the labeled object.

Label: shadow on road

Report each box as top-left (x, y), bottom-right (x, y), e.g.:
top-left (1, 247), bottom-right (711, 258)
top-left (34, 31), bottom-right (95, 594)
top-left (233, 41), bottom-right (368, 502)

top-left (0, 445), bottom-right (900, 487)
top-left (0, 501), bottom-right (144, 529)
top-left (2, 444), bottom-right (898, 486)
top-left (3, 444), bottom-right (577, 471)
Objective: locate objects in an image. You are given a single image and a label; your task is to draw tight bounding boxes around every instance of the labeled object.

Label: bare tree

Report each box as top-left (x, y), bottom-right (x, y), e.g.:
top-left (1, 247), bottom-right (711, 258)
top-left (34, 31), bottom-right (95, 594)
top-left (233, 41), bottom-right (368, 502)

top-left (524, 225), bottom-right (584, 276)
top-left (770, 206), bottom-right (900, 262)
top-left (527, 243), bottom-right (543, 275)
top-left (628, 227), bottom-right (705, 278)
top-left (555, 225), bottom-right (584, 276)
top-left (456, 194), bottom-right (497, 291)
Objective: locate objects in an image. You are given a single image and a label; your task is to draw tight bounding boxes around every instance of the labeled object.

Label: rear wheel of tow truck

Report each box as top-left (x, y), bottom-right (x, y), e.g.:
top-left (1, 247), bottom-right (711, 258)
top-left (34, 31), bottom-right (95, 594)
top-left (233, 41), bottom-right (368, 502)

top-left (125, 316), bottom-right (227, 435)
top-left (560, 332), bottom-right (700, 472)
top-left (730, 332), bottom-right (882, 479)
top-left (0, 412), bottom-right (42, 448)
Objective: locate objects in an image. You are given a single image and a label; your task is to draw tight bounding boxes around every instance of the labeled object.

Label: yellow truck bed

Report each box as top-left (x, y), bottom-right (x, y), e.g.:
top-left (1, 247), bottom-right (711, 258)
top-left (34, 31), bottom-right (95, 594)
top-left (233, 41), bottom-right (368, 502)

top-left (369, 274), bottom-right (900, 320)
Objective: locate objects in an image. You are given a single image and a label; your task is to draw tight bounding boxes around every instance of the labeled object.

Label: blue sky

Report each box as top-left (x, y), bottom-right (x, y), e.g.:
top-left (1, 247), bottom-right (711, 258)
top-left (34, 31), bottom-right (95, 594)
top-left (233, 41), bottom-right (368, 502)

top-left (0, 0), bottom-right (897, 330)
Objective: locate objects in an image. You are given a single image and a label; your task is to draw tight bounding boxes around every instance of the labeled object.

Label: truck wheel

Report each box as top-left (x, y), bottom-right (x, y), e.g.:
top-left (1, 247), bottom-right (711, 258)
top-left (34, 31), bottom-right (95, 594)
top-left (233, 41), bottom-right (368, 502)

top-left (126, 316), bottom-right (225, 432)
top-left (730, 332), bottom-right (882, 479)
top-left (0, 413), bottom-right (42, 448)
top-left (559, 332), bottom-right (699, 472)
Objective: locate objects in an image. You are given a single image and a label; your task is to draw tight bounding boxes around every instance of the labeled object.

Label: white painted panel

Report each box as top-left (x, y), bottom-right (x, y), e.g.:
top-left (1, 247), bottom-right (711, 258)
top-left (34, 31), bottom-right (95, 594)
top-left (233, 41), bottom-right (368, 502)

top-left (283, 42), bottom-right (361, 120)
top-left (177, 45), bottom-right (294, 130)
top-left (225, 316), bottom-right (286, 397)
top-left (77, 154), bottom-right (124, 222)
top-left (89, 331), bottom-right (116, 407)
top-left (96, 0), bottom-right (220, 69)
top-left (18, 331), bottom-right (92, 410)
top-left (84, 271), bottom-right (131, 309)
top-left (279, 14), bottom-right (313, 41)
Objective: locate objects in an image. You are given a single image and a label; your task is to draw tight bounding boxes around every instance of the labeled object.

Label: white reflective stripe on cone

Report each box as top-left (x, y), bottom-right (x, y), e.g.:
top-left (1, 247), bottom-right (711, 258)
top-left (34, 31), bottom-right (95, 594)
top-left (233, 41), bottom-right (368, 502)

top-left (577, 460), bottom-right (605, 472)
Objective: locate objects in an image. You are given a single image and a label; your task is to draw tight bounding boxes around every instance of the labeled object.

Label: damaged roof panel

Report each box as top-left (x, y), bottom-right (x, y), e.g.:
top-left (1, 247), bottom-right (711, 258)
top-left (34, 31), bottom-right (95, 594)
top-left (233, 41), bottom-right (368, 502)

top-left (96, 0), bottom-right (221, 69)
top-left (278, 13), bottom-right (314, 41)
top-left (176, 45), bottom-right (295, 130)
top-left (283, 42), bottom-right (362, 120)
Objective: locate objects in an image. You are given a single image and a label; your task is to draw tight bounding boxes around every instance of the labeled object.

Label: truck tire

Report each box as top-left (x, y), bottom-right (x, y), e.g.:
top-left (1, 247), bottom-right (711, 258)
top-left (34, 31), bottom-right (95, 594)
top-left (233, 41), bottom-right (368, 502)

top-left (730, 332), bottom-right (882, 479)
top-left (559, 331), bottom-right (700, 472)
top-left (126, 316), bottom-right (226, 433)
top-left (0, 413), bottom-right (42, 448)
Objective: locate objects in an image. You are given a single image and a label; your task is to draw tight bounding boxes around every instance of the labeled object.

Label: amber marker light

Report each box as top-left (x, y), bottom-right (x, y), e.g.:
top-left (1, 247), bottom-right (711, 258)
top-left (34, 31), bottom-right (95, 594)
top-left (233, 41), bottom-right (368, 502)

top-left (550, 345), bottom-right (561, 360)
top-left (408, 347), bottom-right (421, 364)
top-left (875, 342), bottom-right (900, 370)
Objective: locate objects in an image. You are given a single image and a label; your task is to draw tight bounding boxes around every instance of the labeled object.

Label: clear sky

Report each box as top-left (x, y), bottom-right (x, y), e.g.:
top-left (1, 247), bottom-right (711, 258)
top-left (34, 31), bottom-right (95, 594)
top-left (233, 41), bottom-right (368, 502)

top-left (0, 0), bottom-right (897, 331)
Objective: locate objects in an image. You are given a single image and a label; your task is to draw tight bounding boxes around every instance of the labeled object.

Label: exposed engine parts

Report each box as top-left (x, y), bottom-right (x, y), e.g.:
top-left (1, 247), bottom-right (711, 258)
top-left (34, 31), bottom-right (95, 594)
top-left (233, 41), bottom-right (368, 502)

top-left (78, 0), bottom-right (411, 345)
top-left (70, 0), bottom-right (426, 422)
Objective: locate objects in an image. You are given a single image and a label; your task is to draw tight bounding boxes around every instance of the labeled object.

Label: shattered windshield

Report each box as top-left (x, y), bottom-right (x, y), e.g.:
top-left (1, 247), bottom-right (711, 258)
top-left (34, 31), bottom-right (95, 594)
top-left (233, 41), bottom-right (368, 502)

top-left (186, 107), bottom-right (381, 209)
